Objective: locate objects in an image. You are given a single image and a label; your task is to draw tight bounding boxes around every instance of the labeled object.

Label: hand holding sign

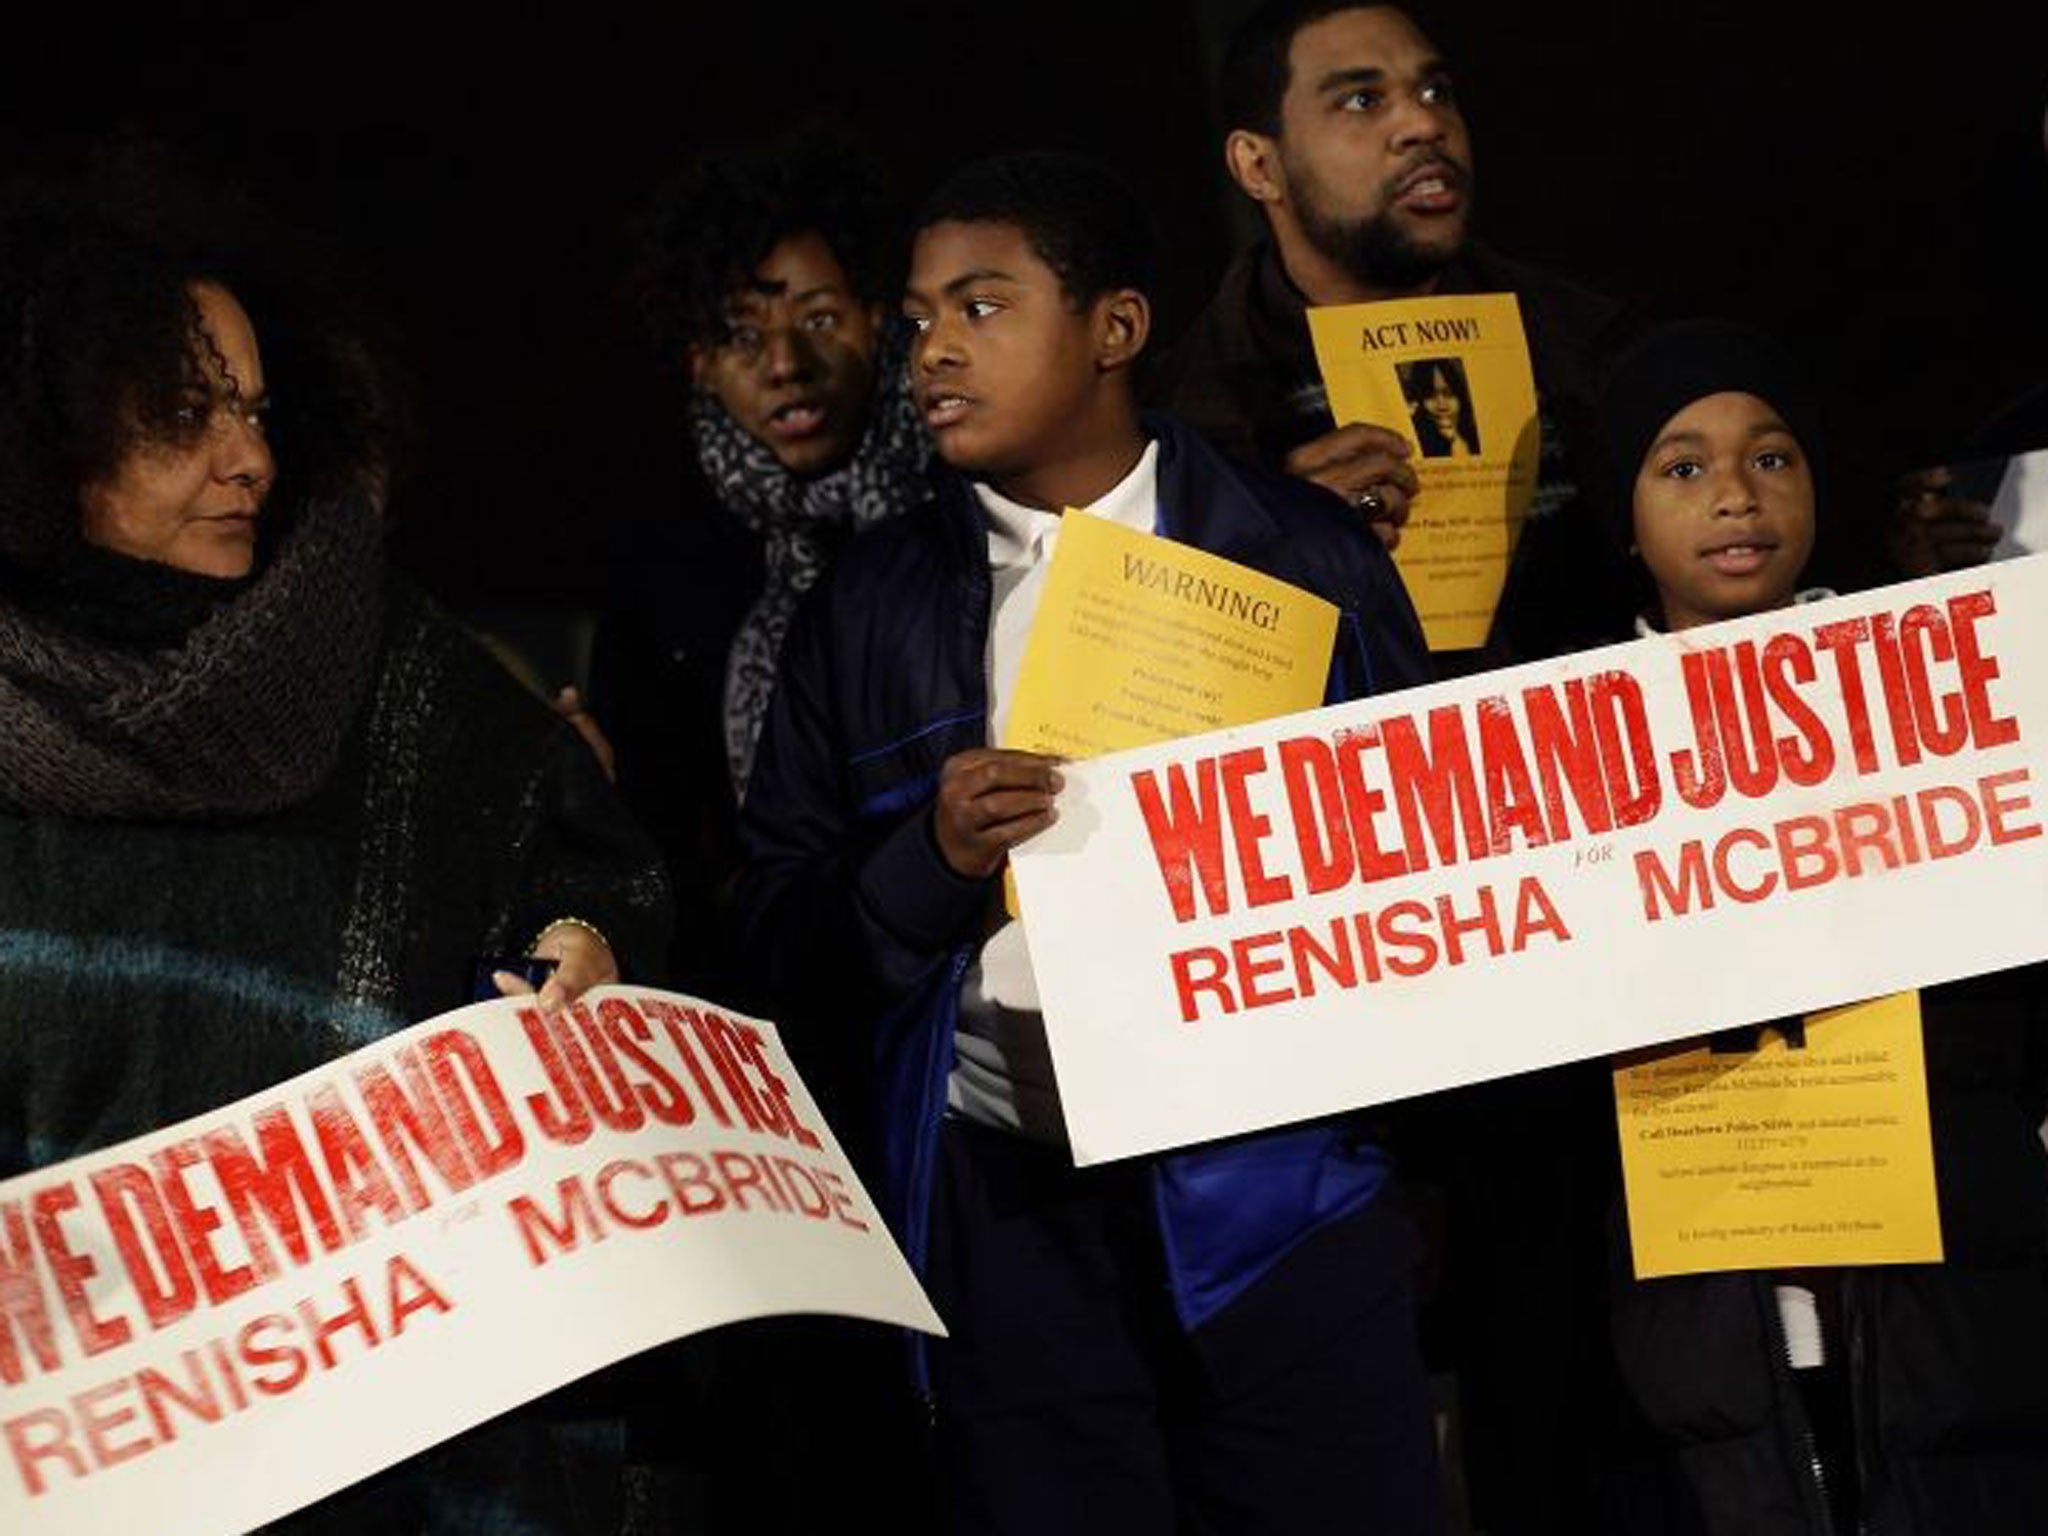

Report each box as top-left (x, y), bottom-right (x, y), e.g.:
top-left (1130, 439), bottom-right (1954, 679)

top-left (0, 987), bottom-right (940, 1536)
top-left (934, 749), bottom-right (1065, 879)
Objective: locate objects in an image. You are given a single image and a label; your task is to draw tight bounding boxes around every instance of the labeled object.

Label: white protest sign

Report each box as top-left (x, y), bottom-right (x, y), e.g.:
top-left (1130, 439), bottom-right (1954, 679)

top-left (0, 987), bottom-right (940, 1535)
top-left (1012, 560), bottom-right (2048, 1166)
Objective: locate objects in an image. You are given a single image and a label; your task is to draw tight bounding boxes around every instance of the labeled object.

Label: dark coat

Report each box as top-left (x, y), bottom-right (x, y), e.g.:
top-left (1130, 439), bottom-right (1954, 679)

top-left (1611, 966), bottom-right (2048, 1535)
top-left (588, 501), bottom-right (764, 996)
top-left (732, 413), bottom-right (1432, 1393)
top-left (0, 582), bottom-right (672, 1535)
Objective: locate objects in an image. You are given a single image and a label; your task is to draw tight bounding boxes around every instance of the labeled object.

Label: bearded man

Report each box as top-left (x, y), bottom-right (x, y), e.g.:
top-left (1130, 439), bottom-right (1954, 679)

top-left (1159, 0), bottom-right (1634, 663)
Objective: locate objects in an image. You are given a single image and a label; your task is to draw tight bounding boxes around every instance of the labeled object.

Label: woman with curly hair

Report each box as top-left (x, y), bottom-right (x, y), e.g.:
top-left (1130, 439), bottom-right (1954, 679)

top-left (0, 167), bottom-right (671, 1531)
top-left (591, 133), bottom-right (928, 998)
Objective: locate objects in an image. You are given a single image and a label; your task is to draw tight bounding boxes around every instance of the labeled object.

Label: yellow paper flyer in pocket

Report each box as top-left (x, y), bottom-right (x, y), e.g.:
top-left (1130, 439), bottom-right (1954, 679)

top-left (1306, 294), bottom-right (1538, 652)
top-left (1613, 992), bottom-right (1944, 1281)
top-left (1003, 509), bottom-right (1338, 760)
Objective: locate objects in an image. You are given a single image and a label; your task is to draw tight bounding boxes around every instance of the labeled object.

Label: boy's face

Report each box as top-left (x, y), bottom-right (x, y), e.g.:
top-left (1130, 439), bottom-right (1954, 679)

top-left (902, 220), bottom-right (1108, 483)
top-left (1632, 390), bottom-right (1815, 632)
top-left (691, 231), bottom-right (882, 478)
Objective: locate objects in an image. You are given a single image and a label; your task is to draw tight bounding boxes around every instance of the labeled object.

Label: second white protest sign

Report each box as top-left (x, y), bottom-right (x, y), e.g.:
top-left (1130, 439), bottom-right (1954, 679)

top-left (1011, 560), bottom-right (2048, 1165)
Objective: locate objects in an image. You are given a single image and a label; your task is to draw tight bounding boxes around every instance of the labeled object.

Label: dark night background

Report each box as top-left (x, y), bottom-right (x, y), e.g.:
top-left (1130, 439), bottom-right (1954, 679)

top-left (6, 2), bottom-right (2047, 639)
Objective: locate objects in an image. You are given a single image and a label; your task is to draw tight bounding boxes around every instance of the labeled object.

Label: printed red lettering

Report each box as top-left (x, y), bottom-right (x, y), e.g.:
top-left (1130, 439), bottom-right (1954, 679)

top-left (1231, 930), bottom-right (1293, 1008)
top-left (0, 1198), bottom-right (63, 1385)
top-left (90, 1164), bottom-right (195, 1331)
top-left (1171, 947), bottom-right (1235, 1022)
top-left (1278, 736), bottom-right (1354, 893)
top-left (1382, 708), bottom-right (1486, 870)
top-left (1774, 815), bottom-right (1839, 890)
top-left (204, 1107), bottom-right (345, 1281)
top-left (308, 1086), bottom-right (408, 1242)
top-left (1982, 768), bottom-right (2041, 845)
top-left (1712, 827), bottom-right (1778, 902)
top-left (1132, 758), bottom-right (1231, 921)
top-left (596, 1159), bottom-right (667, 1229)
top-left (4, 1407), bottom-right (83, 1496)
top-left (1761, 634), bottom-right (1836, 784)
top-left (508, 1178), bottom-right (607, 1266)
top-left (33, 1185), bottom-right (128, 1360)
top-left (1636, 840), bottom-right (1714, 921)
top-left (1897, 604), bottom-right (1969, 755)
top-left (152, 1139), bottom-right (257, 1306)
top-left (421, 1029), bottom-right (525, 1177)
top-left (1220, 748), bottom-right (1292, 907)
top-left (1949, 591), bottom-right (2019, 748)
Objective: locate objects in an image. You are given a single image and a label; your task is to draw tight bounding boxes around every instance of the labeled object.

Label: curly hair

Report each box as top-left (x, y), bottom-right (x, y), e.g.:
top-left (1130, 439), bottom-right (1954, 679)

top-left (0, 152), bottom-right (395, 578)
top-left (633, 128), bottom-right (895, 361)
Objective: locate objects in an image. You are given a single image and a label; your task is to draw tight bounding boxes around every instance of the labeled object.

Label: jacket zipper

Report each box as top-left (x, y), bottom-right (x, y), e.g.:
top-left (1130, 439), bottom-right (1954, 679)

top-left (906, 947), bottom-right (973, 1424)
top-left (1761, 1278), bottom-right (1839, 1536)
top-left (1844, 1275), bottom-right (1875, 1536)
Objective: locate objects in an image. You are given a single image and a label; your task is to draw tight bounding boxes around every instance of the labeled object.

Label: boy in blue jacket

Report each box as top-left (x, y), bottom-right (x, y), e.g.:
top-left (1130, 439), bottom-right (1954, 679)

top-left (736, 152), bottom-right (1442, 1535)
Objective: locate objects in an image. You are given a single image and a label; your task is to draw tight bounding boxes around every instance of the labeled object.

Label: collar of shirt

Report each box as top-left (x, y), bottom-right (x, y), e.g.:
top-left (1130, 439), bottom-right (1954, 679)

top-left (975, 440), bottom-right (1161, 568)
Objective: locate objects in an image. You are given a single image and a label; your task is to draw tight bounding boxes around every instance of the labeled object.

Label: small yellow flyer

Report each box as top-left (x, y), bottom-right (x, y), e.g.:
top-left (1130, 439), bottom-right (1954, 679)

top-left (1005, 510), bottom-right (1337, 758)
top-left (1613, 992), bottom-right (1944, 1281)
top-left (1306, 293), bottom-right (1538, 651)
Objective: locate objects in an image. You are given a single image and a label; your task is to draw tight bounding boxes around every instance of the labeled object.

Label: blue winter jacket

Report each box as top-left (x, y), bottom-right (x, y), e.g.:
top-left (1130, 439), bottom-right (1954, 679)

top-left (734, 414), bottom-right (1432, 1362)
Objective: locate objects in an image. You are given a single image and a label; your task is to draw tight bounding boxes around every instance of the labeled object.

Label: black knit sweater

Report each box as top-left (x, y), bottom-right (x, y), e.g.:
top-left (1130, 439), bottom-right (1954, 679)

top-left (0, 581), bottom-right (671, 1533)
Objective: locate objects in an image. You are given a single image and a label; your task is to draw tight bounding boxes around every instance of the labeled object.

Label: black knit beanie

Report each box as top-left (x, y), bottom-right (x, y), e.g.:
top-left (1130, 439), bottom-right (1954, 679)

top-left (1595, 319), bottom-right (1825, 554)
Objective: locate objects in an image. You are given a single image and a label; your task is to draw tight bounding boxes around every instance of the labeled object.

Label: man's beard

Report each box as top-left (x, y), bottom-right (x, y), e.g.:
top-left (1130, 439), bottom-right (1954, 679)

top-left (1289, 158), bottom-right (1471, 291)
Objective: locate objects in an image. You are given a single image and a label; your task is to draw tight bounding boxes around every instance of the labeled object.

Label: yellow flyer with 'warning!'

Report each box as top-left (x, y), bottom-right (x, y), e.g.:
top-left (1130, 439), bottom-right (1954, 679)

top-left (1613, 992), bottom-right (1944, 1280)
top-left (1003, 510), bottom-right (1338, 762)
top-left (1000, 512), bottom-right (1337, 918)
top-left (999, 518), bottom-right (1335, 921)
top-left (1307, 294), bottom-right (1538, 652)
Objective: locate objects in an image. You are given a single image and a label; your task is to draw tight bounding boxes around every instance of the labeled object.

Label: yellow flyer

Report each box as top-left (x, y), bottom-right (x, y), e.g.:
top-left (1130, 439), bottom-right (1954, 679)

top-left (1004, 510), bottom-right (1338, 761)
top-left (1613, 992), bottom-right (1944, 1281)
top-left (1307, 294), bottom-right (1538, 651)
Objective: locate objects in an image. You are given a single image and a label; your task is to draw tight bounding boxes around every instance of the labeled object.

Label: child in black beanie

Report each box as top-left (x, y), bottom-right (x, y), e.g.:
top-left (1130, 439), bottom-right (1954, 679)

top-left (1594, 320), bottom-right (2048, 1536)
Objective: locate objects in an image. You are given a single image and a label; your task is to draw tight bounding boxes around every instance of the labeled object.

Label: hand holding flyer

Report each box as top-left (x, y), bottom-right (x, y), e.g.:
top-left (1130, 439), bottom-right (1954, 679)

top-left (1003, 509), bottom-right (1339, 760)
top-left (1000, 512), bottom-right (1339, 916)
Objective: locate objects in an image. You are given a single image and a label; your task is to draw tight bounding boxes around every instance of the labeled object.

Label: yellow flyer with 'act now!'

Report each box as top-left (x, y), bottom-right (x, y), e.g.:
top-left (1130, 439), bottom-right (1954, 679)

top-left (1613, 992), bottom-right (1944, 1281)
top-left (1307, 293), bottom-right (1538, 652)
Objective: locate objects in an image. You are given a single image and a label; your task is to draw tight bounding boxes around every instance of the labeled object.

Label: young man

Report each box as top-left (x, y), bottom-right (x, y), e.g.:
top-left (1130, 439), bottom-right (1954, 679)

top-left (737, 152), bottom-right (1441, 1535)
top-left (1157, 0), bottom-right (1632, 664)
